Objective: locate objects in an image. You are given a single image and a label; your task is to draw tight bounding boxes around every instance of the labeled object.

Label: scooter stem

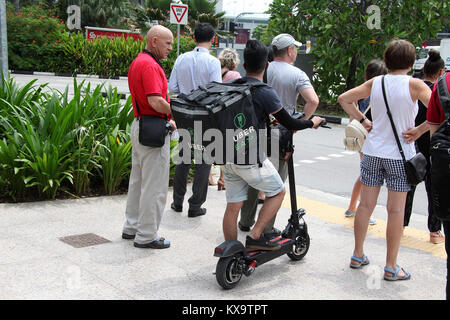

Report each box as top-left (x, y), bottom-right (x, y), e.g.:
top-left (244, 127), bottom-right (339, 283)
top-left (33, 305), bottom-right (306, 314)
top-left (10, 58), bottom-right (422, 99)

top-left (287, 134), bottom-right (298, 216)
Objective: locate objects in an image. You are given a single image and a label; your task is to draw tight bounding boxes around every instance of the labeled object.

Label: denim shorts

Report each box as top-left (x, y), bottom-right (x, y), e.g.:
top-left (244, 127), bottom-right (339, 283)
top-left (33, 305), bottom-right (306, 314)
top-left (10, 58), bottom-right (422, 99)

top-left (222, 159), bottom-right (284, 203)
top-left (360, 154), bottom-right (411, 192)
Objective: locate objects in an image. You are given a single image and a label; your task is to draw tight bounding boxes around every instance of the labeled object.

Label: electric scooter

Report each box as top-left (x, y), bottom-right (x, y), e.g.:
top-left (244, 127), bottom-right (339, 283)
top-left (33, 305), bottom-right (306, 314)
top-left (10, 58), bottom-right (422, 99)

top-left (213, 115), bottom-right (330, 289)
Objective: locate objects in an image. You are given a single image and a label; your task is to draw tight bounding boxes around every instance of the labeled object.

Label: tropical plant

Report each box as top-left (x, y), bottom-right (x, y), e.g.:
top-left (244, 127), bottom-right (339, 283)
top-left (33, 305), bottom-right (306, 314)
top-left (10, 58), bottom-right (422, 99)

top-left (126, 0), bottom-right (226, 35)
top-left (97, 126), bottom-right (132, 195)
top-left (266, 0), bottom-right (449, 103)
top-left (0, 76), bottom-right (135, 201)
top-left (50, 0), bottom-right (130, 28)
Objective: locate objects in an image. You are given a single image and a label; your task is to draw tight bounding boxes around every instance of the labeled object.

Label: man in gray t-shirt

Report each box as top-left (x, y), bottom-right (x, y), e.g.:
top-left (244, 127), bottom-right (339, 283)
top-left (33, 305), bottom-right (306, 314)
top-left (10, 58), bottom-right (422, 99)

top-left (239, 33), bottom-right (320, 236)
top-left (268, 60), bottom-right (315, 116)
top-left (268, 33), bottom-right (319, 119)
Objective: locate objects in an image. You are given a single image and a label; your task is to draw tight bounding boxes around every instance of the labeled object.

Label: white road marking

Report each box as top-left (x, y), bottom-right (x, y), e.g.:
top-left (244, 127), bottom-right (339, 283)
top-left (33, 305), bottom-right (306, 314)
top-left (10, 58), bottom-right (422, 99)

top-left (328, 154), bottom-right (344, 158)
top-left (299, 160), bottom-right (315, 164)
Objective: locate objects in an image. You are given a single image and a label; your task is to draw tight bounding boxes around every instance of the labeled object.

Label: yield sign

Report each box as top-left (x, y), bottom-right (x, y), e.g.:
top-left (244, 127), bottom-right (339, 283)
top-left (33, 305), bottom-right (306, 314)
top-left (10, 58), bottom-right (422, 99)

top-left (170, 3), bottom-right (188, 25)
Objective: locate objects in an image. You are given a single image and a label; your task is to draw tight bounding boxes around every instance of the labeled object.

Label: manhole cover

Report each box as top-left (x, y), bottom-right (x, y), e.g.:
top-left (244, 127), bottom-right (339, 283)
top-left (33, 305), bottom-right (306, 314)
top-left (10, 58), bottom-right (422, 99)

top-left (59, 233), bottom-right (111, 248)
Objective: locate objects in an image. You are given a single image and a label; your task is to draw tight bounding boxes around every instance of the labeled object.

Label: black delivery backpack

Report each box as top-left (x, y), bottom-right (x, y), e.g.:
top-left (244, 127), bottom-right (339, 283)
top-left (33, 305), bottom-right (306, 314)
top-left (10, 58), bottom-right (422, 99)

top-left (170, 79), bottom-right (267, 165)
top-left (430, 73), bottom-right (450, 221)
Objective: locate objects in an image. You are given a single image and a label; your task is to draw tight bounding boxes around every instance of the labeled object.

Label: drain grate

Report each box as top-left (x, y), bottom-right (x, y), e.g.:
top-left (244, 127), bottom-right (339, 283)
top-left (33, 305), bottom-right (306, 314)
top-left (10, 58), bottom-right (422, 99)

top-left (59, 233), bottom-right (111, 248)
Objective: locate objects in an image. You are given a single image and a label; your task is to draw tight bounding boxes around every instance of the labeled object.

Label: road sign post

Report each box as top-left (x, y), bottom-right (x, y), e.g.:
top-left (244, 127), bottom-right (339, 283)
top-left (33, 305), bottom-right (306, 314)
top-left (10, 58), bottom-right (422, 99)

top-left (170, 3), bottom-right (188, 57)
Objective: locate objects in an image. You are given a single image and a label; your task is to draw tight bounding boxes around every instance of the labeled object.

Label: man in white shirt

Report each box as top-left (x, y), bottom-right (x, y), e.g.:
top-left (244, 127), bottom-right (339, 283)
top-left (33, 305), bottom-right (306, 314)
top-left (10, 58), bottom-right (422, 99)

top-left (169, 23), bottom-right (222, 218)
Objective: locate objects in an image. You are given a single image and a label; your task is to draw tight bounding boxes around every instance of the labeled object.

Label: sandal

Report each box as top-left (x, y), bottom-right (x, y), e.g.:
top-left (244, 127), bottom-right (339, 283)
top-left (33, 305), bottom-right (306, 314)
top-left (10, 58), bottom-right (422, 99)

top-left (350, 254), bottom-right (370, 269)
top-left (383, 265), bottom-right (411, 281)
top-left (430, 231), bottom-right (445, 244)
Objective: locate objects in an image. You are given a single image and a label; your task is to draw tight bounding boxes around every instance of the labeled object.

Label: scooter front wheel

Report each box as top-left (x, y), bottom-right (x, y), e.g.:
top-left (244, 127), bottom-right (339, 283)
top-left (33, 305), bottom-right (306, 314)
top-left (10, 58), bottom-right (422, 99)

top-left (216, 255), bottom-right (244, 289)
top-left (287, 232), bottom-right (310, 261)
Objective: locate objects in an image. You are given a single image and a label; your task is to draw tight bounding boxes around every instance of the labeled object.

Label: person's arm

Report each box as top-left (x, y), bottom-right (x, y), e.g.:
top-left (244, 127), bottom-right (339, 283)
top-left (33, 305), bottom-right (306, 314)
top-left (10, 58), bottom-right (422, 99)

top-left (272, 107), bottom-right (324, 130)
top-left (299, 87), bottom-right (319, 119)
top-left (429, 124), bottom-right (440, 136)
top-left (168, 66), bottom-right (180, 94)
top-left (402, 121), bottom-right (430, 143)
top-left (147, 95), bottom-right (171, 114)
top-left (426, 79), bottom-right (446, 137)
top-left (410, 78), bottom-right (431, 107)
top-left (338, 79), bottom-right (374, 132)
top-left (210, 58), bottom-right (223, 83)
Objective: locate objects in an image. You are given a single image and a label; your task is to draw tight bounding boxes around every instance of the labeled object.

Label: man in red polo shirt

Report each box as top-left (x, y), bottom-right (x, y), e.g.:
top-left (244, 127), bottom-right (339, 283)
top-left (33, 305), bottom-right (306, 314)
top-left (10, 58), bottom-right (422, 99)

top-left (427, 71), bottom-right (450, 300)
top-left (428, 73), bottom-right (450, 130)
top-left (122, 25), bottom-right (175, 249)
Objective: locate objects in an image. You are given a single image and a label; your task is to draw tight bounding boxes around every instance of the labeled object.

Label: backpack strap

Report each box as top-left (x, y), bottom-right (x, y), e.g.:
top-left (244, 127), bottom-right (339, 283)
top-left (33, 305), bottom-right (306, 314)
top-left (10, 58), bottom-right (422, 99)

top-left (437, 73), bottom-right (450, 120)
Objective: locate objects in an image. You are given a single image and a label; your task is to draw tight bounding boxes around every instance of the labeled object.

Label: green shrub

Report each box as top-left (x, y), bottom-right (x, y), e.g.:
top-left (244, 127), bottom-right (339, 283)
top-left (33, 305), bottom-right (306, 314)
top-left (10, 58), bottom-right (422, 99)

top-left (6, 1), bottom-right (197, 77)
top-left (63, 33), bottom-right (196, 77)
top-left (6, 2), bottom-right (68, 72)
top-left (0, 76), bottom-right (134, 201)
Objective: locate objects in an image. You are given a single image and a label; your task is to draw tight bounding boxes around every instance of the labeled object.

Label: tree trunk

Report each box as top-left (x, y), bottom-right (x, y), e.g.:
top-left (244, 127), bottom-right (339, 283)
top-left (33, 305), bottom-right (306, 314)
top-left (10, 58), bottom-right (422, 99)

top-left (14, 0), bottom-right (20, 13)
top-left (345, 54), bottom-right (360, 91)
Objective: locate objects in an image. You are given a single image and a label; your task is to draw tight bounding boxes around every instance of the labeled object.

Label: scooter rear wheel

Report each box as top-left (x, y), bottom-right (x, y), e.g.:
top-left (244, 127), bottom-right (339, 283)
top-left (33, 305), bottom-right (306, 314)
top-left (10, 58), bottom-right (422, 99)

top-left (216, 255), bottom-right (243, 289)
top-left (287, 233), bottom-right (310, 261)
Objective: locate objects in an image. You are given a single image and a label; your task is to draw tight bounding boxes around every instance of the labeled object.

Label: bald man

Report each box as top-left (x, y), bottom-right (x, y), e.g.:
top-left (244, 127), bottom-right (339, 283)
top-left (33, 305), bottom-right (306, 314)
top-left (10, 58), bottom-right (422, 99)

top-left (122, 25), bottom-right (175, 249)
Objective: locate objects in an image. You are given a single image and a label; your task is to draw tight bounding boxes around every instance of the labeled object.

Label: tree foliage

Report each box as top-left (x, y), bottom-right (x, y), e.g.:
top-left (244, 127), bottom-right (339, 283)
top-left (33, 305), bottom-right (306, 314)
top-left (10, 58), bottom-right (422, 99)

top-left (266, 0), bottom-right (449, 103)
top-left (126, 0), bottom-right (225, 36)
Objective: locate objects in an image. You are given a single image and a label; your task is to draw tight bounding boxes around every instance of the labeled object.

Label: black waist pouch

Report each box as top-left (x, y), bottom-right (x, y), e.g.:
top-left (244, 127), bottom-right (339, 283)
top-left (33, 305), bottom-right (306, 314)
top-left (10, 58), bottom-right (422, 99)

top-left (139, 115), bottom-right (169, 147)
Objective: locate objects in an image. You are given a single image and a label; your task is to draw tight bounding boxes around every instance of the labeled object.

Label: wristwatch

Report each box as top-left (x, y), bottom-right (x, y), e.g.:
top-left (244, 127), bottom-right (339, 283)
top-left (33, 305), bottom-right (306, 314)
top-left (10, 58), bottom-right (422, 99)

top-left (359, 116), bottom-right (367, 124)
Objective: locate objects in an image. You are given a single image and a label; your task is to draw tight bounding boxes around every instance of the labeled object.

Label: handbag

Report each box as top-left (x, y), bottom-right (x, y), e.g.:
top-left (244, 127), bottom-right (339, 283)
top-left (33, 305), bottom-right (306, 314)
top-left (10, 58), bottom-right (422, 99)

top-left (381, 76), bottom-right (427, 186)
top-left (135, 99), bottom-right (170, 148)
top-left (343, 104), bottom-right (371, 151)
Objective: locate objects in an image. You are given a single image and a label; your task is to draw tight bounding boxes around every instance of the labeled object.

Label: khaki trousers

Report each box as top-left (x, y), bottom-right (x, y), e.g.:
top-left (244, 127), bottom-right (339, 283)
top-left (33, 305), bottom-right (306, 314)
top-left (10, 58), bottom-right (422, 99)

top-left (123, 119), bottom-right (170, 244)
top-left (239, 155), bottom-right (288, 233)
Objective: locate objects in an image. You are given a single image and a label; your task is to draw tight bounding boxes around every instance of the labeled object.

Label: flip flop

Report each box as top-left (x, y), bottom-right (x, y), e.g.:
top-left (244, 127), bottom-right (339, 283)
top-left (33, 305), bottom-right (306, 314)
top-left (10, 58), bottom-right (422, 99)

top-left (384, 265), bottom-right (411, 281)
top-left (350, 254), bottom-right (370, 269)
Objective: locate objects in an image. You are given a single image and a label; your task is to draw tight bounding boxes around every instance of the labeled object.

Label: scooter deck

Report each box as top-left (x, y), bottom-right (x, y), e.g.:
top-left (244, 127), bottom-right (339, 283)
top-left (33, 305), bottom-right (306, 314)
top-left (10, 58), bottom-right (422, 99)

top-left (246, 236), bottom-right (294, 266)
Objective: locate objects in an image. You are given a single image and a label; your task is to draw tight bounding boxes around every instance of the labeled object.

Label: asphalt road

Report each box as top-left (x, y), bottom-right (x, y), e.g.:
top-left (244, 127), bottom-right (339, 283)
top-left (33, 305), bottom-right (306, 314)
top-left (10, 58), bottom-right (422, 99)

top-left (291, 123), bottom-right (428, 217)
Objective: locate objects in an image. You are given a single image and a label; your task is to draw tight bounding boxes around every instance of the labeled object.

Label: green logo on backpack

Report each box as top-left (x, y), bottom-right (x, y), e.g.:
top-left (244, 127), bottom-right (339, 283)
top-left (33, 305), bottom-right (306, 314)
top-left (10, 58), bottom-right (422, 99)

top-left (234, 113), bottom-right (246, 129)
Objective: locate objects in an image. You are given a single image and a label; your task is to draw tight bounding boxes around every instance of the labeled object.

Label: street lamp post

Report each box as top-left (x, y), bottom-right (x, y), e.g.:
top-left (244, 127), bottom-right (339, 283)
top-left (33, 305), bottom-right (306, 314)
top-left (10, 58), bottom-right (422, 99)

top-left (0, 0), bottom-right (8, 82)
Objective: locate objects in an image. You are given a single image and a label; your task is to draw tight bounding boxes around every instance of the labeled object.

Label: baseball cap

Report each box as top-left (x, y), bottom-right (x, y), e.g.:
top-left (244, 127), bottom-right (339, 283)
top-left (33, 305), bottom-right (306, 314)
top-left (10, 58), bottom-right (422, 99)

top-left (271, 34), bottom-right (302, 50)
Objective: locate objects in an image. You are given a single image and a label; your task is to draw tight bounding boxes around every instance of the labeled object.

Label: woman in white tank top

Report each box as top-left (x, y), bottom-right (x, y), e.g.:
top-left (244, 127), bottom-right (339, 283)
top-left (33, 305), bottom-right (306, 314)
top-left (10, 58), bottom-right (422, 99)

top-left (338, 39), bottom-right (431, 281)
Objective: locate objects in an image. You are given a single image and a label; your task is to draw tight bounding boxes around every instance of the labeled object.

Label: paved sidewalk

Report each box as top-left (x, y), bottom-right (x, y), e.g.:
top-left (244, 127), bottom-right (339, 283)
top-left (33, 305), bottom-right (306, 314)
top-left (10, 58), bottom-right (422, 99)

top-left (0, 183), bottom-right (446, 300)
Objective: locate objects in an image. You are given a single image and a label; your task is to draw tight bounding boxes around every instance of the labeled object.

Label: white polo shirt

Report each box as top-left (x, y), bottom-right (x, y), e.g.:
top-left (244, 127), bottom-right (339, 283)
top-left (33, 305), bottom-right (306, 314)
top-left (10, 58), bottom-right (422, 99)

top-left (168, 46), bottom-right (222, 95)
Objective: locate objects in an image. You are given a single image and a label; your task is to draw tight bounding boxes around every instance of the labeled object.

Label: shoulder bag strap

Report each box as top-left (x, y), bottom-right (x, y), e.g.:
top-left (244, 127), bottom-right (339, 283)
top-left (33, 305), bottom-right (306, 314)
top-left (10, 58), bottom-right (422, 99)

top-left (363, 103), bottom-right (371, 115)
top-left (436, 72), bottom-right (450, 120)
top-left (381, 75), bottom-right (407, 164)
top-left (134, 97), bottom-right (142, 118)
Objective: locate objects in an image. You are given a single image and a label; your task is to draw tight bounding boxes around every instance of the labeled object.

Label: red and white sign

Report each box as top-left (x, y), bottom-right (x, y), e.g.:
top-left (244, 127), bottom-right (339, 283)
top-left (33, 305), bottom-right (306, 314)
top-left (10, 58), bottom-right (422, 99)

top-left (170, 3), bottom-right (188, 25)
top-left (85, 26), bottom-right (143, 41)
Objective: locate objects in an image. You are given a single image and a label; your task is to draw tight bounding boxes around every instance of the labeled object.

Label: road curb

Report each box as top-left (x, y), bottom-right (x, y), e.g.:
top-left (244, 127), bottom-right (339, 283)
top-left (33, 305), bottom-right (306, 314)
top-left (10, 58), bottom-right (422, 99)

top-left (10, 70), bottom-right (129, 100)
top-left (9, 70), bottom-right (128, 80)
top-left (9, 71), bottom-right (350, 123)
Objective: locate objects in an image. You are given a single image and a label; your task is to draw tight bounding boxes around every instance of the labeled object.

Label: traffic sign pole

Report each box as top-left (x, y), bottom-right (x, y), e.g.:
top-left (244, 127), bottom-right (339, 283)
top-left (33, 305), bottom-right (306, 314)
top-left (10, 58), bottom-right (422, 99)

top-left (177, 24), bottom-right (180, 57)
top-left (170, 2), bottom-right (188, 58)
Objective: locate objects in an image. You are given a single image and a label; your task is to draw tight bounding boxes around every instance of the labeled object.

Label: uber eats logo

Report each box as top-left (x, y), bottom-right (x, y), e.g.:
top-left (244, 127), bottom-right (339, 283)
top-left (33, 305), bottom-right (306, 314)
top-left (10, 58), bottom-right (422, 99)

top-left (232, 113), bottom-right (255, 151)
top-left (234, 113), bottom-right (246, 129)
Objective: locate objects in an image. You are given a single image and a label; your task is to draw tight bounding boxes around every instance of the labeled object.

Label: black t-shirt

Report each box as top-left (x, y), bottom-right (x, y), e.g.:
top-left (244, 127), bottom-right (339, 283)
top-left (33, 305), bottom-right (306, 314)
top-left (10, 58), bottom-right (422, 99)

top-left (241, 76), bottom-right (282, 129)
top-left (416, 80), bottom-right (434, 163)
